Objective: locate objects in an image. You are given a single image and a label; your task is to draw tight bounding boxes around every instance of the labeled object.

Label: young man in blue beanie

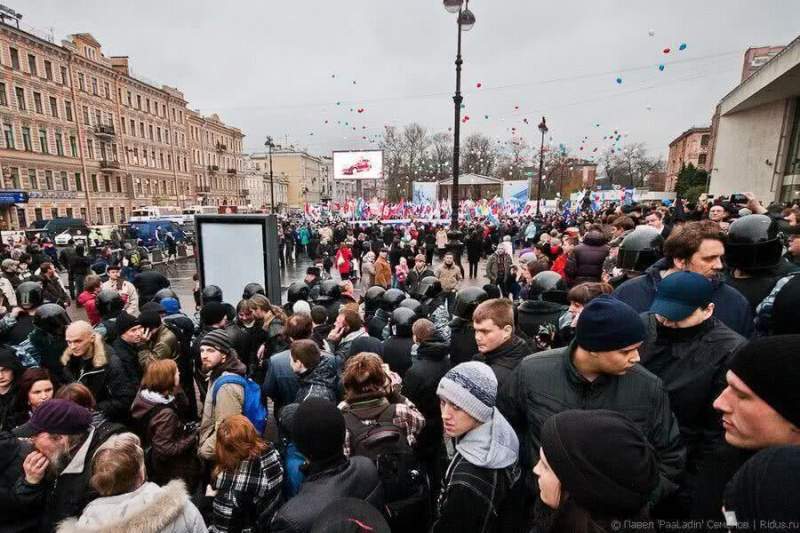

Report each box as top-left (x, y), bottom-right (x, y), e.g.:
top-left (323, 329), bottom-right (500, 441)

top-left (497, 295), bottom-right (686, 508)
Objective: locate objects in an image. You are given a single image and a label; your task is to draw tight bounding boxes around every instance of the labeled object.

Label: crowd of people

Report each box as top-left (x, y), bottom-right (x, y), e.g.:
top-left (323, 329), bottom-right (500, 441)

top-left (0, 190), bottom-right (799, 532)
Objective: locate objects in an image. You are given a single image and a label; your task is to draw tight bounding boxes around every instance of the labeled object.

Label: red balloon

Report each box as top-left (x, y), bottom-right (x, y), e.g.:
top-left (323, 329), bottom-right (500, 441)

top-left (663, 47), bottom-right (671, 54)
top-left (476, 82), bottom-right (482, 88)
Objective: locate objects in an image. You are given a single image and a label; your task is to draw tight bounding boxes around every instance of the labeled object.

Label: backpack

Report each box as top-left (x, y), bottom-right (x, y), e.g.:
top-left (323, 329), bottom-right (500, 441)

top-left (212, 374), bottom-right (268, 435)
top-left (343, 404), bottom-right (429, 531)
top-left (163, 318), bottom-right (193, 360)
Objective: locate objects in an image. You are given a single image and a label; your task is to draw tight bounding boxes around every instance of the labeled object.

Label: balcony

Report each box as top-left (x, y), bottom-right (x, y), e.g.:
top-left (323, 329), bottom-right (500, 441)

top-left (197, 185), bottom-right (211, 193)
top-left (207, 165), bottom-right (219, 172)
top-left (99, 159), bottom-right (120, 170)
top-left (215, 142), bottom-right (227, 152)
top-left (94, 125), bottom-right (116, 138)
top-left (227, 168), bottom-right (236, 174)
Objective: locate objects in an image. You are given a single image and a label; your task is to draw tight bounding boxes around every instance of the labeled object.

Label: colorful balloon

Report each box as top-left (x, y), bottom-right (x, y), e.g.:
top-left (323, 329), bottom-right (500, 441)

top-left (679, 42), bottom-right (687, 51)
top-left (648, 29), bottom-right (655, 37)
top-left (476, 82), bottom-right (482, 88)
top-left (658, 64), bottom-right (665, 71)
top-left (663, 48), bottom-right (671, 54)
top-left (616, 77), bottom-right (623, 84)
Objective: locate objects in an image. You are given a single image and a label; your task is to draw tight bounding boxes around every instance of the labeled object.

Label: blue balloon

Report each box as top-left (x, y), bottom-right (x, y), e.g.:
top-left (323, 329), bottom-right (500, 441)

top-left (658, 64), bottom-right (665, 71)
top-left (679, 42), bottom-right (687, 50)
top-left (616, 77), bottom-right (623, 84)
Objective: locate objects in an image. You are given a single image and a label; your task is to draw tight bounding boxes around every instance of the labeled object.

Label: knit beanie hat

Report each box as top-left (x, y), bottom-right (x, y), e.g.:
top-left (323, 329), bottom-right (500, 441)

top-left (200, 329), bottom-right (233, 356)
top-left (436, 362), bottom-right (497, 423)
top-left (541, 409), bottom-right (659, 515)
top-left (575, 295), bottom-right (646, 352)
top-left (200, 302), bottom-right (228, 326)
top-left (0, 347), bottom-right (21, 374)
top-left (292, 397), bottom-right (346, 462)
top-left (771, 276), bottom-right (800, 335)
top-left (729, 335), bottom-right (800, 428)
top-left (138, 310), bottom-right (162, 330)
top-left (29, 399), bottom-right (92, 435)
top-left (311, 498), bottom-right (391, 533)
top-left (116, 311), bottom-right (139, 335)
top-left (723, 446), bottom-right (800, 529)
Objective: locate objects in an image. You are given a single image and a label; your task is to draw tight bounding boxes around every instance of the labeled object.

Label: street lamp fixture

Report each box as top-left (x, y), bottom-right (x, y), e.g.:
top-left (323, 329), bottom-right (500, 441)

top-left (443, 0), bottom-right (462, 14)
top-left (457, 9), bottom-right (475, 30)
top-left (265, 136), bottom-right (279, 214)
top-left (536, 116), bottom-right (548, 216)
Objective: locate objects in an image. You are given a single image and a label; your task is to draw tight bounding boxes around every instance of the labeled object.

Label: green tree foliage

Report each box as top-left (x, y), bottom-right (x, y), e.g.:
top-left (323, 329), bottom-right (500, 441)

top-left (675, 163), bottom-right (708, 202)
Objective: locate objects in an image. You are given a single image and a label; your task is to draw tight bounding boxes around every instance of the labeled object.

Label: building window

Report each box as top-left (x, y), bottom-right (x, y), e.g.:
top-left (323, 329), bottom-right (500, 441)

top-left (137, 94), bottom-right (141, 109)
top-left (50, 208), bottom-right (58, 219)
top-left (15, 87), bottom-right (25, 110)
top-left (698, 154), bottom-right (707, 166)
top-left (60, 66), bottom-right (68, 86)
top-left (45, 170), bottom-right (53, 189)
top-left (129, 118), bottom-right (135, 134)
top-left (64, 101), bottom-right (73, 121)
top-left (9, 47), bottom-right (19, 69)
top-left (139, 122), bottom-right (145, 138)
top-left (91, 174), bottom-right (98, 192)
top-left (146, 98), bottom-right (150, 113)
top-left (69, 136), bottom-right (77, 157)
top-left (28, 169), bottom-right (37, 189)
top-left (78, 73), bottom-right (85, 91)
top-left (91, 77), bottom-right (98, 96)
top-left (66, 208), bottom-right (73, 218)
top-left (0, 83), bottom-right (6, 106)
top-left (49, 96), bottom-right (58, 118)
top-left (95, 109), bottom-right (101, 126)
top-left (33, 92), bottom-right (43, 114)
top-left (61, 171), bottom-right (68, 190)
top-left (22, 127), bottom-right (32, 151)
top-left (103, 174), bottom-right (110, 192)
top-left (120, 207), bottom-right (126, 221)
top-left (34, 208), bottom-right (43, 221)
top-left (121, 117), bottom-right (127, 134)
top-left (149, 124), bottom-right (154, 140)
top-left (166, 129), bottom-right (170, 144)
top-left (55, 133), bottom-right (64, 156)
top-left (80, 207), bottom-right (86, 220)
top-left (115, 176), bottom-right (122, 192)
top-left (44, 60), bottom-right (53, 81)
top-left (8, 167), bottom-right (19, 188)
top-left (39, 129), bottom-right (48, 154)
top-left (87, 139), bottom-right (94, 159)
top-left (160, 153), bottom-right (165, 168)
top-left (104, 82), bottom-right (110, 99)
top-left (82, 105), bottom-right (90, 125)
top-left (108, 207), bottom-right (115, 223)
top-left (75, 172), bottom-right (82, 192)
top-left (700, 134), bottom-right (710, 147)
top-left (167, 154), bottom-right (172, 170)
top-left (4, 124), bottom-right (14, 149)
top-left (27, 54), bottom-right (37, 76)
top-left (96, 208), bottom-right (103, 224)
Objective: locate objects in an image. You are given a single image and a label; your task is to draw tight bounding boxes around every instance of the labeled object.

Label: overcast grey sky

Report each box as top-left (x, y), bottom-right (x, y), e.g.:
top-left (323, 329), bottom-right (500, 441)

top-left (22, 0), bottom-right (800, 159)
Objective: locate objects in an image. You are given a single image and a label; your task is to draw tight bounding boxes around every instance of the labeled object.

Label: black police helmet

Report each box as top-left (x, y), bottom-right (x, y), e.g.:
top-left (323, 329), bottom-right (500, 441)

top-left (33, 303), bottom-right (71, 337)
top-left (364, 286), bottom-right (386, 314)
top-left (16, 281), bottom-right (43, 310)
top-left (617, 226), bottom-right (664, 273)
top-left (286, 282), bottom-right (310, 304)
top-left (315, 280), bottom-right (341, 303)
top-left (413, 276), bottom-right (442, 300)
top-left (399, 298), bottom-right (423, 316)
top-left (391, 307), bottom-right (418, 337)
top-left (453, 286), bottom-right (489, 321)
top-left (201, 285), bottom-right (223, 304)
top-left (381, 288), bottom-right (406, 312)
top-left (530, 271), bottom-right (566, 297)
top-left (96, 289), bottom-right (124, 319)
top-left (152, 288), bottom-right (178, 303)
top-left (242, 283), bottom-right (266, 300)
top-left (725, 214), bottom-right (783, 271)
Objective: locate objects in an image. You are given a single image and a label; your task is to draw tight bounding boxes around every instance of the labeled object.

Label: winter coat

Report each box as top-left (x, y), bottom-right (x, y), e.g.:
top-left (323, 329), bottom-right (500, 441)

top-left (335, 247), bottom-right (353, 276)
top-left (198, 356), bottom-right (248, 460)
top-left (381, 335), bottom-right (414, 377)
top-left (77, 291), bottom-right (101, 325)
top-left (565, 230), bottom-right (609, 284)
top-left (263, 350), bottom-right (299, 414)
top-left (57, 480), bottom-right (207, 533)
top-left (613, 258), bottom-right (754, 337)
top-left (132, 271), bottom-right (170, 305)
top-left (332, 329), bottom-right (368, 362)
top-left (497, 341), bottom-right (686, 504)
top-left (295, 355), bottom-right (339, 403)
top-left (437, 263), bottom-right (463, 292)
top-left (40, 275), bottom-right (69, 307)
top-left (367, 310), bottom-right (389, 340)
top-left (426, 297), bottom-right (452, 343)
top-left (211, 448), bottom-right (284, 533)
top-left (401, 336), bottom-right (450, 459)
top-left (130, 389), bottom-right (203, 492)
top-left (473, 336), bottom-right (530, 388)
top-left (270, 457), bottom-right (384, 533)
top-left (406, 267), bottom-right (435, 295)
top-left (516, 300), bottom-right (568, 347)
top-left (466, 234), bottom-right (483, 262)
top-left (360, 259), bottom-right (375, 291)
top-left (0, 313), bottom-right (34, 348)
top-left (432, 410), bottom-right (521, 533)
top-left (638, 314), bottom-right (746, 475)
top-left (485, 253), bottom-right (511, 285)
top-left (436, 230), bottom-right (448, 250)
top-left (42, 421), bottom-right (126, 532)
top-left (0, 433), bottom-right (45, 532)
top-left (449, 317), bottom-right (479, 367)
top-left (101, 279), bottom-right (139, 315)
top-left (138, 323), bottom-right (180, 369)
top-left (374, 257), bottom-right (392, 289)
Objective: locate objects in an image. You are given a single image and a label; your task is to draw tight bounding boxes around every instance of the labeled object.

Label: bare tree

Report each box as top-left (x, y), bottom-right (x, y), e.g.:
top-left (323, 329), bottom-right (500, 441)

top-left (461, 133), bottom-right (497, 176)
top-left (602, 143), bottom-right (664, 188)
top-left (380, 125), bottom-right (406, 201)
top-left (430, 132), bottom-right (453, 180)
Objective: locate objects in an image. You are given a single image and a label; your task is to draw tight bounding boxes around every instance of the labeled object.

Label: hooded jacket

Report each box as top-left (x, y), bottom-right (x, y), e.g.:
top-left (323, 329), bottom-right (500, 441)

top-left (198, 355), bottom-right (247, 460)
top-left (381, 335), bottom-right (414, 377)
top-left (473, 336), bottom-right (530, 388)
top-left (56, 480), bottom-right (207, 533)
top-left (77, 291), bottom-right (101, 325)
top-left (516, 299), bottom-right (568, 344)
top-left (374, 257), bottom-right (392, 289)
top-left (295, 355), bottom-right (339, 403)
top-left (613, 258), bottom-right (754, 337)
top-left (432, 409), bottom-right (521, 533)
top-left (565, 230), bottom-right (609, 284)
top-left (497, 341), bottom-right (686, 505)
top-left (137, 324), bottom-right (180, 369)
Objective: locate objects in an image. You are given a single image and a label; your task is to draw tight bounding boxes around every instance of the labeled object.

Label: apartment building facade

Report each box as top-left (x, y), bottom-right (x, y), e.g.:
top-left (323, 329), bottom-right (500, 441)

top-left (188, 111), bottom-right (245, 207)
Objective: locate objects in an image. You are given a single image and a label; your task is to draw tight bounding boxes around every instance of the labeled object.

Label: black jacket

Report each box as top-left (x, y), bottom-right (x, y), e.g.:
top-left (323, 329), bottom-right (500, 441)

top-left (270, 457), bottom-right (384, 533)
top-left (516, 300), bottom-right (568, 344)
top-left (0, 433), bottom-right (44, 532)
top-left (0, 314), bottom-right (35, 347)
top-left (295, 355), bottom-right (339, 403)
top-left (132, 270), bottom-right (170, 304)
top-left (473, 336), bottom-right (530, 389)
top-left (367, 310), bottom-right (388, 340)
top-left (449, 317), bottom-right (479, 367)
top-left (381, 335), bottom-right (414, 377)
top-left (497, 342), bottom-right (686, 504)
top-left (401, 336), bottom-right (450, 460)
top-left (0, 387), bottom-right (18, 434)
top-left (64, 345), bottom-right (137, 424)
top-left (639, 315), bottom-right (745, 473)
top-left (565, 230), bottom-right (609, 284)
top-left (406, 267), bottom-right (435, 295)
top-left (39, 276), bottom-right (69, 307)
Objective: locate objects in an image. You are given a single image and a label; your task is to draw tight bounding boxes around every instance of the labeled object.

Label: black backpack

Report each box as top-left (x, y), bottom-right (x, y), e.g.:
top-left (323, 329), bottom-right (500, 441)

top-left (343, 403), bottom-right (430, 531)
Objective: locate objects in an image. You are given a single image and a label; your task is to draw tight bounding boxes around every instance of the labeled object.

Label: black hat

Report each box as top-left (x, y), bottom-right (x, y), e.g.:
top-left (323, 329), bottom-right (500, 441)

top-left (140, 301), bottom-right (166, 315)
top-left (306, 266), bottom-right (321, 277)
top-left (200, 329), bottom-right (233, 356)
top-left (729, 335), bottom-right (800, 428)
top-left (575, 295), bottom-right (646, 352)
top-left (723, 446), bottom-right (800, 529)
top-left (771, 276), bottom-right (800, 335)
top-left (0, 347), bottom-right (21, 374)
top-left (541, 409), bottom-right (659, 515)
top-left (116, 311), bottom-right (140, 335)
top-left (292, 397), bottom-right (345, 462)
top-left (138, 310), bottom-right (162, 330)
top-left (200, 301), bottom-right (228, 325)
top-left (310, 498), bottom-right (391, 533)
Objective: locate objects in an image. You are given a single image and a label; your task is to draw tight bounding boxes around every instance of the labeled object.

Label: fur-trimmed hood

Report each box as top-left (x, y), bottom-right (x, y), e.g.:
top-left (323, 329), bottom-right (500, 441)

top-left (60, 333), bottom-right (110, 368)
top-left (57, 479), bottom-right (206, 533)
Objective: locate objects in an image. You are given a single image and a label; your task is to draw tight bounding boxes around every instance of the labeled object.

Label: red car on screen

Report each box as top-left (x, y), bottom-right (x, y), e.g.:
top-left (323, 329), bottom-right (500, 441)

top-left (342, 157), bottom-right (372, 175)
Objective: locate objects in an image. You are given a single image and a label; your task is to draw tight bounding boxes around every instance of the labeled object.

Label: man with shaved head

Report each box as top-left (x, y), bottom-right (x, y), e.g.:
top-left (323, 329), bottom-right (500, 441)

top-left (62, 320), bottom-right (137, 423)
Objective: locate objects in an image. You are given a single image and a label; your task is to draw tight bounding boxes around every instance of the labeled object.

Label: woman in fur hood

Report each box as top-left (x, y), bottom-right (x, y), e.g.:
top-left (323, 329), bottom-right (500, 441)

top-left (57, 432), bottom-right (207, 533)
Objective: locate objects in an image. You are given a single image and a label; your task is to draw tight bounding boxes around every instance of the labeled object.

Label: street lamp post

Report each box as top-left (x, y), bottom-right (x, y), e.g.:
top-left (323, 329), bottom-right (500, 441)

top-left (444, 0), bottom-right (475, 230)
top-left (265, 137), bottom-right (276, 213)
top-left (536, 116), bottom-right (548, 216)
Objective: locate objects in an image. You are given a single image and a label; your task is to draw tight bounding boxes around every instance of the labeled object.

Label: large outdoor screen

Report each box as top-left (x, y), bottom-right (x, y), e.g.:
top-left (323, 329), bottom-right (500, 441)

top-left (333, 150), bottom-right (384, 180)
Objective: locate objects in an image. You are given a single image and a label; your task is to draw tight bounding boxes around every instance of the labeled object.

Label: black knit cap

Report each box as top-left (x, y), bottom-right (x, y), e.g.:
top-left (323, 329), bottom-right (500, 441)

top-left (0, 347), bottom-right (21, 374)
top-left (310, 498), bottom-right (390, 533)
top-left (292, 397), bottom-right (345, 462)
top-left (200, 301), bottom-right (228, 326)
top-left (575, 295), bottom-right (646, 352)
top-left (200, 329), bottom-right (233, 356)
top-left (729, 335), bottom-right (800, 428)
top-left (540, 409), bottom-right (659, 515)
top-left (771, 276), bottom-right (800, 335)
top-left (723, 446), bottom-right (800, 529)
top-left (116, 311), bottom-right (140, 335)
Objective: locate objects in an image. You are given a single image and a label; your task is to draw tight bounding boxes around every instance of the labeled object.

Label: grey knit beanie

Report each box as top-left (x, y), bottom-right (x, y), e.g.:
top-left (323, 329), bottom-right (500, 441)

top-left (436, 362), bottom-right (497, 423)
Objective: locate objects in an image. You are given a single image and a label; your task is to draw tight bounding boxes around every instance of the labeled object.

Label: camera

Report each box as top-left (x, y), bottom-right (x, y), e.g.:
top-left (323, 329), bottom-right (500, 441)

top-left (730, 193), bottom-right (748, 205)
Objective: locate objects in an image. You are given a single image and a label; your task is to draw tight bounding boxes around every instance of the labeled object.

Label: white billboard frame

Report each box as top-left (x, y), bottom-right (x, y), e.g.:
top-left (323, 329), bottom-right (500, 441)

top-left (332, 150), bottom-right (384, 181)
